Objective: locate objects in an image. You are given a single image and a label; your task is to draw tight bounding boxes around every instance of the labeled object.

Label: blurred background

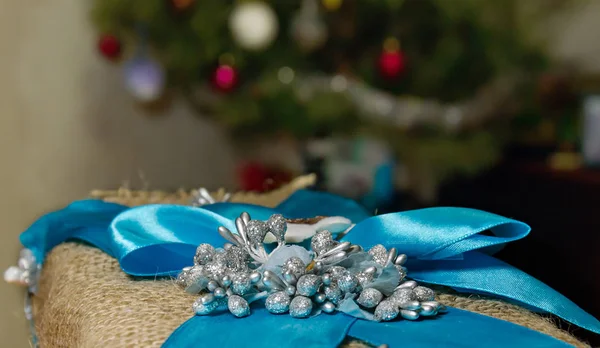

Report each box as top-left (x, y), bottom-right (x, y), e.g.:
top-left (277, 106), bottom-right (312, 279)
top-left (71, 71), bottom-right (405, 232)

top-left (2, 0), bottom-right (600, 346)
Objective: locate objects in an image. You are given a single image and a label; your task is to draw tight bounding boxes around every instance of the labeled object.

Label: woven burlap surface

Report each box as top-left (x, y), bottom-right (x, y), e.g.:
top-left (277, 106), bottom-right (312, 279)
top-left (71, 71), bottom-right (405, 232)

top-left (31, 174), bottom-right (588, 347)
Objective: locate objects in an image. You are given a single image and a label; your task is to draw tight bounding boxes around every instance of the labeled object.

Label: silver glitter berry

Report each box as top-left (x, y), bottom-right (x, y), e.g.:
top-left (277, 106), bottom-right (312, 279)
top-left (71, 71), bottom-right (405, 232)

top-left (374, 301), bottom-right (399, 321)
top-left (268, 214), bottom-right (287, 243)
top-left (289, 296), bottom-right (313, 318)
top-left (193, 296), bottom-right (226, 315)
top-left (311, 230), bottom-right (336, 255)
top-left (324, 283), bottom-right (343, 304)
top-left (327, 266), bottom-right (347, 281)
top-left (296, 274), bottom-right (322, 297)
top-left (176, 269), bottom-right (190, 287)
top-left (228, 295), bottom-right (250, 317)
top-left (231, 273), bottom-right (252, 295)
top-left (356, 271), bottom-right (374, 288)
top-left (265, 291), bottom-right (291, 314)
top-left (389, 288), bottom-right (417, 305)
top-left (194, 244), bottom-right (215, 265)
top-left (224, 246), bottom-right (249, 272)
top-left (356, 288), bottom-right (383, 308)
top-left (338, 272), bottom-right (358, 293)
top-left (246, 220), bottom-right (268, 245)
top-left (369, 244), bottom-right (388, 266)
top-left (205, 261), bottom-right (227, 279)
top-left (413, 286), bottom-right (435, 301)
top-left (282, 257), bottom-right (306, 278)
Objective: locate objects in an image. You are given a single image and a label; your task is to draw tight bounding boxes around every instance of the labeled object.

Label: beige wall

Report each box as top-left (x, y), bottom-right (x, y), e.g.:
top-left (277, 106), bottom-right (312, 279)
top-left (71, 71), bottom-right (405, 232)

top-left (0, 1), bottom-right (235, 345)
top-left (0, 0), bottom-right (599, 346)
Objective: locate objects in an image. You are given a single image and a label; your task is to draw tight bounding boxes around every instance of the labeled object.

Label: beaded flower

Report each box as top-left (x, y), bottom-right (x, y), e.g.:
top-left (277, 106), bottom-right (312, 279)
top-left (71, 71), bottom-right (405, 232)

top-left (177, 212), bottom-right (445, 321)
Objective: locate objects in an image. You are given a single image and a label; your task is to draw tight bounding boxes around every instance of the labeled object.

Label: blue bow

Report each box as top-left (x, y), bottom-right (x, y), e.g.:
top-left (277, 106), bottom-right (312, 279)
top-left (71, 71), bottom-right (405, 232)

top-left (19, 190), bottom-right (600, 347)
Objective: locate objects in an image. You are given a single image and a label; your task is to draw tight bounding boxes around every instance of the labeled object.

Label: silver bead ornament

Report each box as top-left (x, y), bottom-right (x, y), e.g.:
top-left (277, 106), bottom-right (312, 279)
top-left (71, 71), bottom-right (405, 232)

top-left (310, 230), bottom-right (336, 255)
top-left (246, 220), bottom-right (268, 245)
top-left (201, 293), bottom-right (215, 305)
top-left (322, 273), bottom-right (332, 286)
top-left (208, 280), bottom-right (219, 292)
top-left (191, 188), bottom-right (231, 207)
top-left (400, 309), bottom-right (420, 320)
top-left (399, 300), bottom-right (421, 311)
top-left (296, 274), bottom-right (322, 297)
top-left (324, 283), bottom-right (343, 304)
top-left (282, 257), bottom-right (306, 279)
top-left (205, 261), bottom-right (227, 280)
top-left (413, 286), bottom-right (435, 301)
top-left (395, 280), bottom-right (418, 290)
top-left (267, 214), bottom-right (287, 243)
top-left (374, 301), bottom-right (399, 321)
top-left (285, 285), bottom-right (296, 296)
top-left (289, 296), bottom-right (313, 318)
top-left (394, 254), bottom-right (408, 266)
top-left (194, 244), bottom-right (215, 265)
top-left (176, 269), bottom-right (190, 288)
top-left (214, 287), bottom-right (226, 298)
top-left (322, 301), bottom-right (336, 313)
top-left (221, 275), bottom-right (232, 287)
top-left (327, 266), bottom-right (346, 281)
top-left (338, 272), bottom-right (358, 293)
top-left (369, 244), bottom-right (388, 266)
top-left (314, 293), bottom-right (327, 304)
top-left (283, 271), bottom-right (298, 285)
top-left (193, 296), bottom-right (226, 315)
top-left (356, 288), bottom-right (383, 308)
top-left (420, 304), bottom-right (437, 316)
top-left (249, 271), bottom-right (262, 284)
top-left (389, 288), bottom-right (417, 305)
top-left (356, 270), bottom-right (375, 288)
top-left (228, 295), bottom-right (251, 318)
top-left (265, 291), bottom-right (291, 314)
top-left (231, 273), bottom-right (252, 295)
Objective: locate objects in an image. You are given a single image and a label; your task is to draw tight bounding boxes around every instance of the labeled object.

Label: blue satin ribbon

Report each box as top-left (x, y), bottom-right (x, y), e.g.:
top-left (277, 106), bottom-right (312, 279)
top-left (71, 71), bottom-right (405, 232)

top-left (19, 190), bottom-right (600, 347)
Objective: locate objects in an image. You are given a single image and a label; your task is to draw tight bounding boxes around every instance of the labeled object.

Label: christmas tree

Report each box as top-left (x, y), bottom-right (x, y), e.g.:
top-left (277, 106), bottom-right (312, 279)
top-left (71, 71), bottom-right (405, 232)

top-left (92, 0), bottom-right (571, 197)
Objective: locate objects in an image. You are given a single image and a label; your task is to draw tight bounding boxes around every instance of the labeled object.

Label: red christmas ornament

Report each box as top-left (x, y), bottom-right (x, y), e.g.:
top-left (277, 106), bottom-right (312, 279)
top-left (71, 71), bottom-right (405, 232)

top-left (378, 38), bottom-right (406, 80)
top-left (238, 162), bottom-right (292, 192)
top-left (98, 34), bottom-right (122, 60)
top-left (211, 64), bottom-right (239, 93)
top-left (170, 0), bottom-right (195, 12)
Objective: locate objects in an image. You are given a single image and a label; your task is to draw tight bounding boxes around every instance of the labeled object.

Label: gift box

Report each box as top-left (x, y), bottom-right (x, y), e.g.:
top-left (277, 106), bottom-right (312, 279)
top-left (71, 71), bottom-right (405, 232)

top-left (12, 175), bottom-right (593, 347)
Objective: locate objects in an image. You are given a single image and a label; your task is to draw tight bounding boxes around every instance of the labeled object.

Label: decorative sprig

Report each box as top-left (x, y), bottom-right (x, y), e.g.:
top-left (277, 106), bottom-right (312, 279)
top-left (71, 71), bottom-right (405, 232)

top-left (178, 212), bottom-right (445, 322)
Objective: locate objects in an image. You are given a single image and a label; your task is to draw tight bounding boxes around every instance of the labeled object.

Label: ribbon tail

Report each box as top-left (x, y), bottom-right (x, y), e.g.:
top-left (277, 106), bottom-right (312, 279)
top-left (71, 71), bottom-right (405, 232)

top-left (19, 199), bottom-right (129, 263)
top-left (162, 308), bottom-right (356, 348)
top-left (347, 307), bottom-right (572, 348)
top-left (408, 251), bottom-right (600, 335)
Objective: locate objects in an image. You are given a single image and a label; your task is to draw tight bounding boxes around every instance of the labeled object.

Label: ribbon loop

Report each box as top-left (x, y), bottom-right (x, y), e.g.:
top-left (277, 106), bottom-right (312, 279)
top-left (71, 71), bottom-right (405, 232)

top-left (343, 207), bottom-right (531, 260)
